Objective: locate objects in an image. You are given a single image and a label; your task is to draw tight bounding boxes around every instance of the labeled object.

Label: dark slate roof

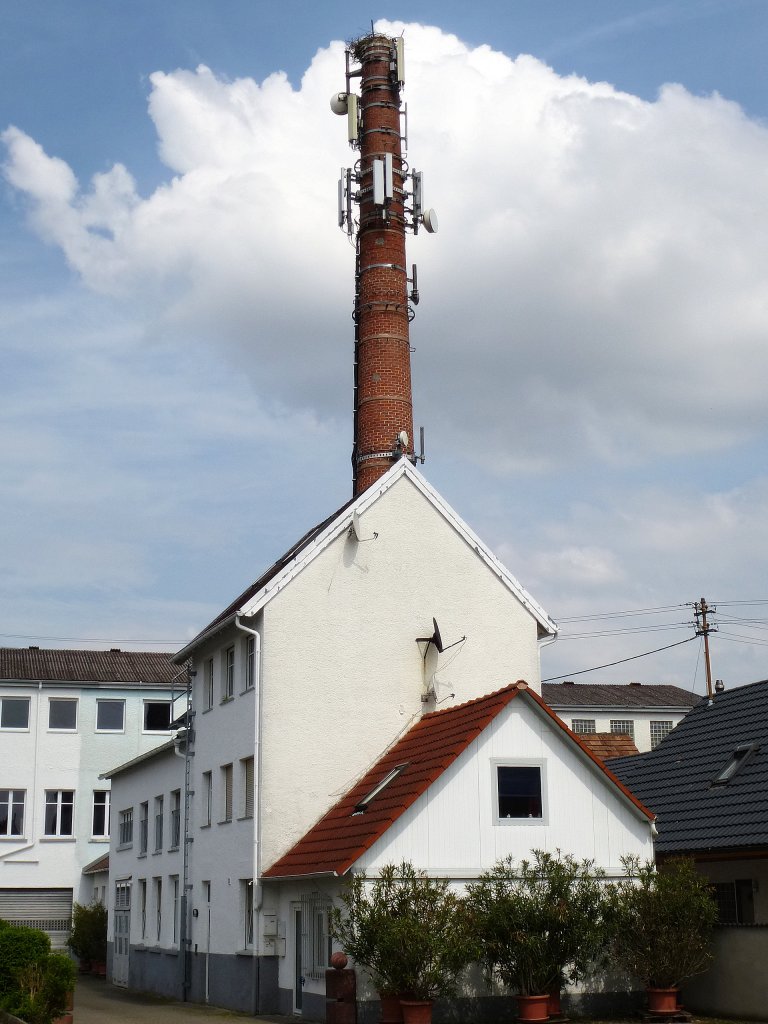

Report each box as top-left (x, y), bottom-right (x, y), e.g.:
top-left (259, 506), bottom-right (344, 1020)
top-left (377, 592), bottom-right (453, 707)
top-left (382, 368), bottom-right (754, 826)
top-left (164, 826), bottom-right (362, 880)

top-left (174, 494), bottom-right (355, 661)
top-left (0, 647), bottom-right (179, 686)
top-left (264, 682), bottom-right (653, 878)
top-left (608, 679), bottom-right (768, 855)
top-left (542, 682), bottom-right (700, 709)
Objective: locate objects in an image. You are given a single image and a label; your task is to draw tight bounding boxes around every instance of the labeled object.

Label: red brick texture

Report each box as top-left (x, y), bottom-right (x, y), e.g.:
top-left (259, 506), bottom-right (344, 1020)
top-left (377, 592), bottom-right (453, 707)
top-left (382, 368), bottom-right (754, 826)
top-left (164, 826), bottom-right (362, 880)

top-left (353, 36), bottom-right (414, 495)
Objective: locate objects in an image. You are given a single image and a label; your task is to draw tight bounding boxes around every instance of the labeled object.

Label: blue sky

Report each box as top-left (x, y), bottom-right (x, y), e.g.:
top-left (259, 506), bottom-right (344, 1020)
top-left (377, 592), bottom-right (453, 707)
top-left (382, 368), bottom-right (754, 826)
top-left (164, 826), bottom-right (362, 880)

top-left (2, 1), bottom-right (768, 691)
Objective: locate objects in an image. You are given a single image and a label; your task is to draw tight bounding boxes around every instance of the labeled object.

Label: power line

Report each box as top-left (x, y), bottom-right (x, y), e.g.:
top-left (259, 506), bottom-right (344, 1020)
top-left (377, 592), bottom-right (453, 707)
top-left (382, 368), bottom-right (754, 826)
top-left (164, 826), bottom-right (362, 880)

top-left (557, 603), bottom-right (687, 623)
top-left (542, 636), bottom-right (697, 682)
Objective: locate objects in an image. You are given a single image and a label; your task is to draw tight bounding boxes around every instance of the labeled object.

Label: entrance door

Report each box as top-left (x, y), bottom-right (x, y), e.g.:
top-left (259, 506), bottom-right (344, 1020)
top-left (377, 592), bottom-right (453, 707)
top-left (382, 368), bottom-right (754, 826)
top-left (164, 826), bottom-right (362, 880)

top-left (293, 907), bottom-right (304, 1013)
top-left (112, 881), bottom-right (131, 987)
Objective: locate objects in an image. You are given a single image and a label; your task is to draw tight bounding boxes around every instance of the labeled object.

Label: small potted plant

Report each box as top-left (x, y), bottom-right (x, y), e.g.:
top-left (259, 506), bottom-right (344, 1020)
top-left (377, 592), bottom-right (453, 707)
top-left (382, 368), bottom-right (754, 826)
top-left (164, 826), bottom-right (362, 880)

top-left (610, 856), bottom-right (717, 1012)
top-left (467, 851), bottom-right (610, 1022)
top-left (331, 861), bottom-right (474, 1024)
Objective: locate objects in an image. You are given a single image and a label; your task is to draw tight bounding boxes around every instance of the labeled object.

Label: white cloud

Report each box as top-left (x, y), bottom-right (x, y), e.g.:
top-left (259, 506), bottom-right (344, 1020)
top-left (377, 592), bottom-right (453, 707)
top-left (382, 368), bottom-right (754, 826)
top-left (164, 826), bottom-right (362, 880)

top-left (4, 23), bottom-right (768, 469)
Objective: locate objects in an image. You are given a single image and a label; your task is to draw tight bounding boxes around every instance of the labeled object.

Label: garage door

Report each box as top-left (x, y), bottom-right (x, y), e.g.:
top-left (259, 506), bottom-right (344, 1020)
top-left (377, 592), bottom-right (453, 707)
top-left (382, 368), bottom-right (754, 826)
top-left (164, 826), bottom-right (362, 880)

top-left (0, 888), bottom-right (73, 949)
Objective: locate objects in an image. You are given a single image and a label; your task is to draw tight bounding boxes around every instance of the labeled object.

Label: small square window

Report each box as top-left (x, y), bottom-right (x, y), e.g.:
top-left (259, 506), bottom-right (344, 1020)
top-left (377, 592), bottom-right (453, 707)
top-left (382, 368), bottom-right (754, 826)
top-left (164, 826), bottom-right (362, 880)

top-left (49, 698), bottom-right (78, 731)
top-left (1, 697), bottom-right (30, 730)
top-left (143, 701), bottom-right (172, 732)
top-left (496, 765), bottom-right (543, 820)
top-left (650, 721), bottom-right (673, 749)
top-left (96, 699), bottom-right (125, 732)
top-left (571, 719), bottom-right (596, 734)
top-left (610, 719), bottom-right (635, 739)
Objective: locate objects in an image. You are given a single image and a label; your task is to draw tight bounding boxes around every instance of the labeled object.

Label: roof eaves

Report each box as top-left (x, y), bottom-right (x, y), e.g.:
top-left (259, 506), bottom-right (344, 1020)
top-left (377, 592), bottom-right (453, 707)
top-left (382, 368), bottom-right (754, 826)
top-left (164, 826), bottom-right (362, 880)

top-left (100, 739), bottom-right (176, 780)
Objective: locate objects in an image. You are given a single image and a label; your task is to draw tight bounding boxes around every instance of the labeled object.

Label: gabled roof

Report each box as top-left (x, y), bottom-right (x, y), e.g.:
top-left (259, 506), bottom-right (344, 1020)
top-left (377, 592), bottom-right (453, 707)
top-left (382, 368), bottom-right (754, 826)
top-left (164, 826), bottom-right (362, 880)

top-left (0, 647), bottom-right (180, 686)
top-left (579, 733), bottom-right (639, 759)
top-left (263, 681), bottom-right (653, 879)
top-left (176, 461), bottom-right (557, 662)
top-left (542, 681), bottom-right (700, 710)
top-left (608, 678), bottom-right (768, 855)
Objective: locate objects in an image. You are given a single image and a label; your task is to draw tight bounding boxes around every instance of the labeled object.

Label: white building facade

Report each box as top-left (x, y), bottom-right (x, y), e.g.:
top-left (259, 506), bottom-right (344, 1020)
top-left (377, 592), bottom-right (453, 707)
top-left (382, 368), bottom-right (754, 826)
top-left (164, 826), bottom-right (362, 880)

top-left (0, 648), bottom-right (182, 947)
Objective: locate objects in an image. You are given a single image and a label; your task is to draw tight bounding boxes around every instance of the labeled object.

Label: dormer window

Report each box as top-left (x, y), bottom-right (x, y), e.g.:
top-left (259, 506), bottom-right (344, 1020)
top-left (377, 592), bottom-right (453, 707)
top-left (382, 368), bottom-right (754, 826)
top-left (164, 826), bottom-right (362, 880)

top-left (712, 742), bottom-right (759, 786)
top-left (353, 764), bottom-right (408, 814)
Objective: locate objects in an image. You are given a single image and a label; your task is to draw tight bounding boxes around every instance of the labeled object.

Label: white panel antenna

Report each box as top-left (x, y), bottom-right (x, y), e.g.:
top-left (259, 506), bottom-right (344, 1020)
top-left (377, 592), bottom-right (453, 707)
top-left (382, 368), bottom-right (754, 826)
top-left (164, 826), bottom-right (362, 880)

top-left (394, 38), bottom-right (405, 87)
top-left (384, 153), bottom-right (394, 200)
top-left (373, 159), bottom-right (385, 206)
top-left (412, 171), bottom-right (423, 219)
top-left (347, 94), bottom-right (359, 143)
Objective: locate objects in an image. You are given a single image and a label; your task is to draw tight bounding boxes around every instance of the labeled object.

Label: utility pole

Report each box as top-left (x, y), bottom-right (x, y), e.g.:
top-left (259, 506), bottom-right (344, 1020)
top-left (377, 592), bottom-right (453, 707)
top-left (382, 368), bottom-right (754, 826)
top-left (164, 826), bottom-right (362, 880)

top-left (693, 597), bottom-right (717, 698)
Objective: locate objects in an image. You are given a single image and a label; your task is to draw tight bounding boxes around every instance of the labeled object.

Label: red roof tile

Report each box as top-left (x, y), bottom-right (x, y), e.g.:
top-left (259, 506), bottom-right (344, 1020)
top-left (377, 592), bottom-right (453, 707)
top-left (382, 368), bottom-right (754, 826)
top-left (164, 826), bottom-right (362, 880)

top-left (579, 733), bottom-right (639, 759)
top-left (263, 682), bottom-right (653, 879)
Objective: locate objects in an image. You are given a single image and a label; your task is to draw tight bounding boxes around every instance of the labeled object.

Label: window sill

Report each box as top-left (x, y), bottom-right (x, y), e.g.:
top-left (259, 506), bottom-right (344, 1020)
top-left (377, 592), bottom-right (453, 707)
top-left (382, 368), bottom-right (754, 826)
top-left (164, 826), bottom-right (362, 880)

top-left (220, 696), bottom-right (234, 706)
top-left (237, 815), bottom-right (254, 822)
top-left (238, 687), bottom-right (254, 697)
top-left (217, 819), bottom-right (232, 826)
top-left (95, 730), bottom-right (125, 735)
top-left (138, 852), bottom-right (147, 859)
top-left (0, 836), bottom-right (27, 843)
top-left (40, 836), bottom-right (76, 843)
top-left (202, 706), bottom-right (213, 714)
top-left (89, 837), bottom-right (110, 844)
top-left (495, 818), bottom-right (546, 827)
top-left (116, 843), bottom-right (133, 851)
top-left (235, 948), bottom-right (256, 957)
top-left (168, 846), bottom-right (179, 853)
top-left (152, 850), bottom-right (164, 856)
top-left (199, 823), bottom-right (211, 830)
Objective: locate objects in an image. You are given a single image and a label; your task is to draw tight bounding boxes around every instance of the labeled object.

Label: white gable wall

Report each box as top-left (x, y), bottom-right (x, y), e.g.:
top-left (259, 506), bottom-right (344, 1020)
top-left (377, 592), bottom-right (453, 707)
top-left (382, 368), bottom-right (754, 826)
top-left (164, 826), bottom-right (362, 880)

top-left (358, 698), bottom-right (654, 876)
top-left (259, 474), bottom-right (543, 869)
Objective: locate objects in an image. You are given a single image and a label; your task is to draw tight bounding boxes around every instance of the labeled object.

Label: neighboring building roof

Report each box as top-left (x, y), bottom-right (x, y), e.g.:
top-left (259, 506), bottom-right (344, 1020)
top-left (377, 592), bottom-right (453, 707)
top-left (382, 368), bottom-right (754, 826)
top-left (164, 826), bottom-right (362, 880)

top-left (579, 733), bottom-right (639, 759)
top-left (608, 679), bottom-right (768, 855)
top-left (101, 739), bottom-right (176, 780)
top-left (175, 461), bottom-right (557, 663)
top-left (82, 853), bottom-right (110, 875)
top-left (542, 681), bottom-right (700, 710)
top-left (263, 681), bottom-right (653, 879)
top-left (0, 647), bottom-right (180, 687)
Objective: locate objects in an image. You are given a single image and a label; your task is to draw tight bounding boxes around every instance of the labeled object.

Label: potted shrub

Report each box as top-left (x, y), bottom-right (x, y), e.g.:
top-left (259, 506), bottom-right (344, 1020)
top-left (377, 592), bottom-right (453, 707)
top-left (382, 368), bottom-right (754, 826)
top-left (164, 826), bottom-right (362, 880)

top-left (467, 851), bottom-right (610, 1022)
top-left (610, 856), bottom-right (717, 1012)
top-left (331, 861), bottom-right (474, 1024)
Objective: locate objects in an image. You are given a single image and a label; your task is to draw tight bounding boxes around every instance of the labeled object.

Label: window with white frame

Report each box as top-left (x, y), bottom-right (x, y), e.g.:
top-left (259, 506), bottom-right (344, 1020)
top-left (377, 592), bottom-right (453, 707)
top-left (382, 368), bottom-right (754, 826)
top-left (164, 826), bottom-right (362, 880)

top-left (143, 701), bottom-right (172, 733)
top-left (204, 658), bottom-right (214, 710)
top-left (0, 789), bottom-right (25, 837)
top-left (243, 878), bottom-right (254, 948)
top-left (649, 720), bottom-right (673, 749)
top-left (48, 698), bottom-right (77, 731)
top-left (495, 764), bottom-right (544, 821)
top-left (139, 801), bottom-right (149, 854)
top-left (245, 635), bottom-right (255, 690)
top-left (96, 699), bottom-right (125, 732)
top-left (221, 764), bottom-right (233, 823)
top-left (92, 790), bottom-right (110, 837)
top-left (202, 771), bottom-right (212, 827)
top-left (1, 697), bottom-right (30, 730)
top-left (223, 647), bottom-right (235, 700)
top-left (115, 880), bottom-right (131, 910)
top-left (610, 719), bottom-right (635, 739)
top-left (241, 757), bottom-right (254, 819)
top-left (154, 877), bottom-right (162, 943)
top-left (154, 796), bottom-right (164, 851)
top-left (571, 719), bottom-right (596, 734)
top-left (118, 808), bottom-right (133, 847)
top-left (44, 790), bottom-right (74, 836)
top-left (170, 790), bottom-right (181, 848)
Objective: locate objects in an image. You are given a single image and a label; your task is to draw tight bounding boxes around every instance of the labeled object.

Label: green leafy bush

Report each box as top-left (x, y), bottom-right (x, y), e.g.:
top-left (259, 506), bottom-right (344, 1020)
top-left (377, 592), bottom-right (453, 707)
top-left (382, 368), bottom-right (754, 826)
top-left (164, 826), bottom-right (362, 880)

top-left (466, 851), bottom-right (610, 996)
top-left (331, 861), bottom-right (474, 1000)
top-left (0, 923), bottom-right (75, 1024)
top-left (610, 856), bottom-right (717, 989)
top-left (67, 901), bottom-right (107, 963)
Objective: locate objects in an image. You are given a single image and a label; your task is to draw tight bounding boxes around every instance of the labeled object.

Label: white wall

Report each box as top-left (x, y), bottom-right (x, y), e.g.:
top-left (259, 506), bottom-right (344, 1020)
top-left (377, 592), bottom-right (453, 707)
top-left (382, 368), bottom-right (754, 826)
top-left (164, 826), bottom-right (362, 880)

top-left (359, 697), bottom-right (654, 875)
top-left (259, 473), bottom-right (544, 869)
top-left (553, 708), bottom-right (689, 752)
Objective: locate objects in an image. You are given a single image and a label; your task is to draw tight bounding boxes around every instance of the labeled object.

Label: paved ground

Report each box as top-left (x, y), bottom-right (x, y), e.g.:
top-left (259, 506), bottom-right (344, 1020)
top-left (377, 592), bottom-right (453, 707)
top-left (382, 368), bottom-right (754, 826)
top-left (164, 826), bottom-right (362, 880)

top-left (73, 974), bottom-right (283, 1022)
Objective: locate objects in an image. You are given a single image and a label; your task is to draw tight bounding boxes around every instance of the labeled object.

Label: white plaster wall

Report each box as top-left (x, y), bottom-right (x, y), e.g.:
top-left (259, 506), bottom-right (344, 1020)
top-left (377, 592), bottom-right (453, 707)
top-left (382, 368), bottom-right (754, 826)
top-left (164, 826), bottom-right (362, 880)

top-left (552, 708), bottom-right (690, 752)
top-left (186, 630), bottom-right (258, 958)
top-left (259, 474), bottom-right (543, 869)
top-left (0, 682), bottom-right (177, 902)
top-left (358, 698), bottom-right (654, 875)
top-left (107, 746), bottom-right (184, 950)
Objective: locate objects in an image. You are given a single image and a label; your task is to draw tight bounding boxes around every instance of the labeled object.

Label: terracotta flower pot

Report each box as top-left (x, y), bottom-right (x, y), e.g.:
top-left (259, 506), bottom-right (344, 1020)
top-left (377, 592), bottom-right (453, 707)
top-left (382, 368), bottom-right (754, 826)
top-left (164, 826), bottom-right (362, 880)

top-left (516, 993), bottom-right (550, 1022)
top-left (647, 987), bottom-right (679, 1014)
top-left (400, 998), bottom-right (433, 1024)
top-left (380, 994), bottom-right (405, 1024)
top-left (547, 989), bottom-right (562, 1017)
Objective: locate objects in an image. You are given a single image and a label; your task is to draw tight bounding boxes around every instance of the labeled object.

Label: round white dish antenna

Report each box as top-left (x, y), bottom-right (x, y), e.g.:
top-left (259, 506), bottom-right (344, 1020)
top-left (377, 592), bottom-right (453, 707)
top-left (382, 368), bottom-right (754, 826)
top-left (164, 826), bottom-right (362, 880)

top-left (330, 92), bottom-right (349, 115)
top-left (423, 208), bottom-right (438, 234)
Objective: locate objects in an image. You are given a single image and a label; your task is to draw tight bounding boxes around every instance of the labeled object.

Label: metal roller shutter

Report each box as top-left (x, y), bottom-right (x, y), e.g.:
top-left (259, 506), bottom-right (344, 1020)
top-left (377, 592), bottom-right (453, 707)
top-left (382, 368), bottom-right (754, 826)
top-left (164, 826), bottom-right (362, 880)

top-left (0, 888), bottom-right (73, 949)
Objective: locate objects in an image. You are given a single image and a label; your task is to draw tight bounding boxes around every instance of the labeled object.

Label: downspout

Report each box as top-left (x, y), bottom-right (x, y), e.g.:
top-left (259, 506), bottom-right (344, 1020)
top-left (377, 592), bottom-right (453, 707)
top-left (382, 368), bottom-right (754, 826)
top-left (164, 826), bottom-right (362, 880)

top-left (234, 615), bottom-right (264, 931)
top-left (172, 668), bottom-right (193, 1000)
top-left (537, 632), bottom-right (558, 688)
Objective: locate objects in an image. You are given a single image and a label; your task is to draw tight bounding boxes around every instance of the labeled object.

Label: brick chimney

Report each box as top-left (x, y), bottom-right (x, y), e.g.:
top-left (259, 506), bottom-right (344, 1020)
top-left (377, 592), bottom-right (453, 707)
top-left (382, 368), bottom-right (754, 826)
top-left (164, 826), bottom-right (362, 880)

top-left (334, 34), bottom-right (435, 495)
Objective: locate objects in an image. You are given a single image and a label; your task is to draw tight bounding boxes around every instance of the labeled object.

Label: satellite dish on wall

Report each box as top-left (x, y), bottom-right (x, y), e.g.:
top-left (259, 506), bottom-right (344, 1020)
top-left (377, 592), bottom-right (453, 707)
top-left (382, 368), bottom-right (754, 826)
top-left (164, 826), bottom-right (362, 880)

top-left (416, 617), bottom-right (465, 660)
top-left (350, 510), bottom-right (378, 543)
top-left (431, 617), bottom-right (444, 654)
